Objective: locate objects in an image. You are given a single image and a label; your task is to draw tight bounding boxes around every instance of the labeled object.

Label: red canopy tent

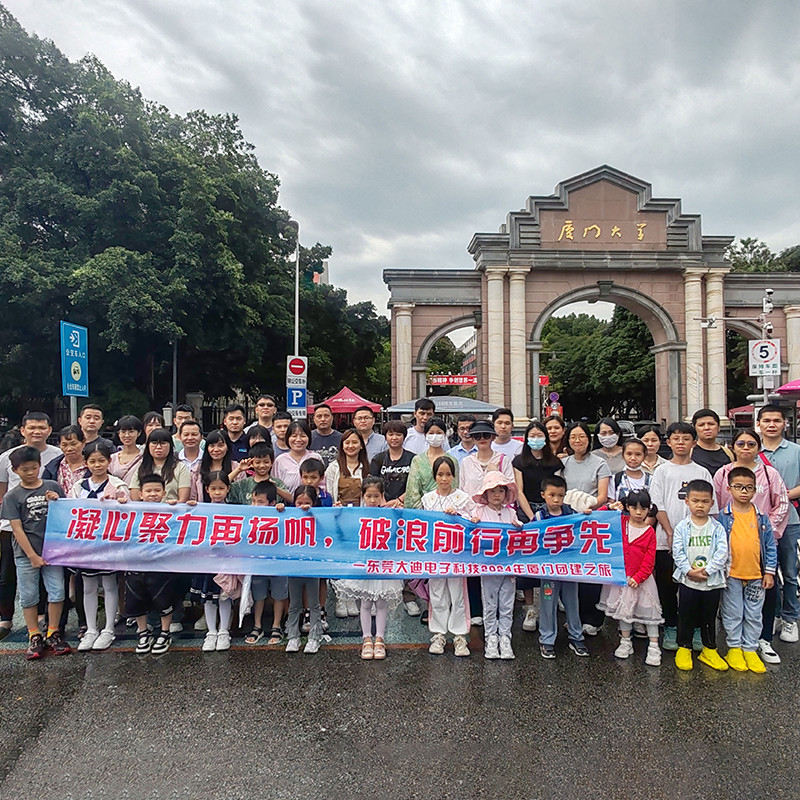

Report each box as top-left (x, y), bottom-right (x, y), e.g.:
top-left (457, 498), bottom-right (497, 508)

top-left (308, 386), bottom-right (382, 414)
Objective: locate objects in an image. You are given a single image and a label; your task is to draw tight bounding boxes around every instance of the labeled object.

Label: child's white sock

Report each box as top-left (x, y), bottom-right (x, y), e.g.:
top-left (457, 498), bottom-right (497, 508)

top-left (204, 601), bottom-right (218, 634)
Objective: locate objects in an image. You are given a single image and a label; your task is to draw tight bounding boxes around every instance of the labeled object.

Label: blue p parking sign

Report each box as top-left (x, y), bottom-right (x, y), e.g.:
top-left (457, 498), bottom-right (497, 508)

top-left (60, 321), bottom-right (89, 397)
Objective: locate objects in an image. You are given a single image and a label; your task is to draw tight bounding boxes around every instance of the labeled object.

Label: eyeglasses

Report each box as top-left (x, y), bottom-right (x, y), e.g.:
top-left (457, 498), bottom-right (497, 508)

top-left (730, 484), bottom-right (756, 492)
top-left (734, 441), bottom-right (758, 449)
top-left (472, 432), bottom-right (494, 440)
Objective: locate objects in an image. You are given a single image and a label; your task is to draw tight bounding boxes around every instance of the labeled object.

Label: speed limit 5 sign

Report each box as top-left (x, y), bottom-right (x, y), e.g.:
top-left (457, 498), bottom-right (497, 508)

top-left (748, 339), bottom-right (781, 376)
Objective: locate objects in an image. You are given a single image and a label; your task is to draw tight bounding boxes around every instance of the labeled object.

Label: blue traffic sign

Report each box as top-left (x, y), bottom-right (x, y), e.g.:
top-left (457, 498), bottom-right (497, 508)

top-left (60, 321), bottom-right (89, 397)
top-left (286, 386), bottom-right (307, 419)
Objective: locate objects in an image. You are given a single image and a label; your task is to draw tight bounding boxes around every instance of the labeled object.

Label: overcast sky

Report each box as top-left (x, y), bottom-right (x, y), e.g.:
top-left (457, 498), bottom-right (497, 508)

top-left (7, 1), bottom-right (800, 330)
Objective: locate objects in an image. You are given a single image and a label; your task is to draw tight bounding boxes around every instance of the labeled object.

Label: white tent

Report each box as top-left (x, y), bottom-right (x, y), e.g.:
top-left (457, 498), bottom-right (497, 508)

top-left (386, 396), bottom-right (500, 414)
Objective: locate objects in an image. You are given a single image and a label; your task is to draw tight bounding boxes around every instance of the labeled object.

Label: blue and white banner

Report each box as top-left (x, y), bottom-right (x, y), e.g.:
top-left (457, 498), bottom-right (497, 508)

top-left (44, 501), bottom-right (626, 585)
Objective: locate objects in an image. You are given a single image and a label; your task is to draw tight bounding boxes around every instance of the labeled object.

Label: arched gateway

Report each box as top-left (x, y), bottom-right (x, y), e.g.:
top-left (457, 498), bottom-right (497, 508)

top-left (384, 166), bottom-right (800, 425)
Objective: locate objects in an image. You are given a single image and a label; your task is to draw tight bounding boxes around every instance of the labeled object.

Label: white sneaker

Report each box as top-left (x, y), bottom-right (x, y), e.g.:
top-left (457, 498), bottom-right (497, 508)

top-left (645, 642), bottom-right (662, 667)
top-left (515, 590), bottom-right (525, 602)
top-left (202, 632), bottom-right (218, 652)
top-left (194, 616), bottom-right (208, 631)
top-left (304, 638), bottom-right (321, 654)
top-left (499, 635), bottom-right (515, 660)
top-left (346, 599), bottom-right (359, 617)
top-left (334, 597), bottom-right (348, 618)
top-left (522, 607), bottom-right (537, 632)
top-left (78, 629), bottom-right (99, 651)
top-left (470, 616), bottom-right (483, 627)
top-left (285, 637), bottom-right (301, 653)
top-left (484, 633), bottom-right (500, 659)
top-left (453, 635), bottom-right (470, 657)
top-left (428, 633), bottom-right (446, 655)
top-left (758, 638), bottom-right (781, 664)
top-left (92, 630), bottom-right (116, 650)
top-left (614, 638), bottom-right (634, 659)
top-left (216, 630), bottom-right (231, 651)
top-left (582, 623), bottom-right (600, 637)
top-left (780, 620), bottom-right (799, 643)
top-left (404, 600), bottom-right (421, 616)
top-left (169, 622), bottom-right (183, 634)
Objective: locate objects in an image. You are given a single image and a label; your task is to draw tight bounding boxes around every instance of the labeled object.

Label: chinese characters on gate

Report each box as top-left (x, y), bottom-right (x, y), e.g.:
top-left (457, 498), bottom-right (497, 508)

top-left (557, 220), bottom-right (647, 242)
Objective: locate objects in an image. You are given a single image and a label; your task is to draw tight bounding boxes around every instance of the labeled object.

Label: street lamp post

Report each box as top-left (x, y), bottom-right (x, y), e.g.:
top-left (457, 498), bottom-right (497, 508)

top-left (287, 220), bottom-right (300, 356)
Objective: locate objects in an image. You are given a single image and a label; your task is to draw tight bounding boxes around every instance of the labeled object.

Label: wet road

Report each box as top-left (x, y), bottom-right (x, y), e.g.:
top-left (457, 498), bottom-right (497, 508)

top-left (1, 625), bottom-right (798, 800)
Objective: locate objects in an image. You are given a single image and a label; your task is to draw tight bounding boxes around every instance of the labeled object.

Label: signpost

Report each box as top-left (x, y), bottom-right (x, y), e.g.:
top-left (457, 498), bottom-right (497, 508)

top-left (286, 356), bottom-right (308, 419)
top-left (748, 339), bottom-right (781, 377)
top-left (60, 321), bottom-right (88, 424)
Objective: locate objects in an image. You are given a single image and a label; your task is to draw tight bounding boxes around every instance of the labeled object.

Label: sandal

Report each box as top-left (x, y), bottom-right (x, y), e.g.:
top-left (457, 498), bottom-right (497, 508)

top-left (361, 638), bottom-right (374, 660)
top-left (245, 627), bottom-right (263, 645)
top-left (267, 627), bottom-right (283, 645)
top-left (373, 640), bottom-right (386, 660)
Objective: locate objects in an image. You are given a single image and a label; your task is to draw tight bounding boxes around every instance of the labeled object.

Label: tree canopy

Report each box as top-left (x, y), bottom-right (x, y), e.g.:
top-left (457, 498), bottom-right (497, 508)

top-left (0, 8), bottom-right (388, 420)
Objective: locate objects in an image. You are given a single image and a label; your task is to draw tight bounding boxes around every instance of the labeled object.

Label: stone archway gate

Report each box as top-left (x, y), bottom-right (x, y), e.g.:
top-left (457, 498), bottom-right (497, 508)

top-left (384, 166), bottom-right (800, 424)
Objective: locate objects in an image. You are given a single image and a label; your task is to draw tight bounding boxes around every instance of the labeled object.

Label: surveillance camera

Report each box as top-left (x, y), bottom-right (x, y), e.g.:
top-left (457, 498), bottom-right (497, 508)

top-left (765, 288), bottom-right (774, 297)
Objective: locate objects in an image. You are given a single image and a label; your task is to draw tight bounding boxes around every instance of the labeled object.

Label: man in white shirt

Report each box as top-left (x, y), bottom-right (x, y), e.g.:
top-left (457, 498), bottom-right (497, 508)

top-left (491, 408), bottom-right (523, 458)
top-left (177, 420), bottom-right (204, 471)
top-left (353, 406), bottom-right (388, 462)
top-left (403, 398), bottom-right (436, 455)
top-left (447, 414), bottom-right (477, 462)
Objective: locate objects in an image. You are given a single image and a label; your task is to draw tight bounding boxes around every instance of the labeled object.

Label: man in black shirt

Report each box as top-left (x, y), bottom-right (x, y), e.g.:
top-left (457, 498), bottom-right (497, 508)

top-left (690, 408), bottom-right (732, 476)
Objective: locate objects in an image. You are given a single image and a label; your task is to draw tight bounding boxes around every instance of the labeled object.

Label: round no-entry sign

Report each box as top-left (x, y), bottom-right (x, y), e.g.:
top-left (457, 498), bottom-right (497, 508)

top-left (288, 357), bottom-right (306, 376)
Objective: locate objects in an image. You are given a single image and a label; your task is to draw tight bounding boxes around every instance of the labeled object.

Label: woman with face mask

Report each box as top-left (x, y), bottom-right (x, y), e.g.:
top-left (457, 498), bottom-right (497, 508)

top-left (403, 417), bottom-right (459, 510)
top-left (593, 418), bottom-right (625, 474)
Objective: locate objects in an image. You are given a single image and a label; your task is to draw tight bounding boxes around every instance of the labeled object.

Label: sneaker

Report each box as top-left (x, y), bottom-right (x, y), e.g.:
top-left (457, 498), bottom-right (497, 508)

top-left (757, 638), bottom-right (781, 664)
top-left (499, 635), bottom-right (515, 660)
top-left (614, 638), bottom-right (634, 659)
top-left (92, 630), bottom-right (116, 651)
top-left (569, 639), bottom-right (589, 657)
top-left (515, 589), bottom-right (525, 602)
top-left (662, 626), bottom-right (678, 651)
top-left (346, 599), bottom-right (359, 617)
top-left (645, 642), bottom-right (662, 667)
top-left (45, 631), bottom-right (71, 656)
top-left (194, 615), bottom-right (208, 632)
top-left (78, 629), bottom-right (99, 652)
top-left (26, 633), bottom-right (45, 660)
top-left (453, 635), bottom-right (470, 657)
top-left (780, 620), bottom-right (799, 643)
top-left (470, 616), bottom-right (483, 627)
top-left (428, 633), bottom-right (446, 655)
top-left (744, 649), bottom-right (767, 673)
top-left (135, 630), bottom-right (153, 655)
top-left (0, 625), bottom-right (12, 642)
top-left (484, 633), bottom-right (500, 659)
top-left (675, 646), bottom-right (693, 671)
top-left (539, 643), bottom-right (556, 659)
top-left (522, 607), bottom-right (537, 632)
top-left (202, 632), bottom-right (218, 652)
top-left (404, 600), bottom-right (421, 616)
top-left (334, 597), bottom-right (348, 618)
top-left (215, 630), bottom-right (231, 651)
top-left (304, 638), bottom-right (321, 654)
top-left (725, 647), bottom-right (748, 671)
top-left (301, 608), bottom-right (311, 633)
top-left (698, 647), bottom-right (729, 671)
top-left (151, 631), bottom-right (172, 656)
top-left (320, 609), bottom-right (329, 633)
top-left (581, 623), bottom-right (600, 637)
top-left (125, 617), bottom-right (137, 629)
top-left (285, 637), bottom-right (301, 653)
top-left (169, 622), bottom-right (184, 634)
top-left (692, 629), bottom-right (703, 652)
top-left (632, 622), bottom-right (648, 639)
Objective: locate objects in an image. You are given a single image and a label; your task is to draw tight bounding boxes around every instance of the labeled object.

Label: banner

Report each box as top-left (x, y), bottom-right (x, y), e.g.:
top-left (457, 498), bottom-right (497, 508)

top-left (43, 500), bottom-right (626, 585)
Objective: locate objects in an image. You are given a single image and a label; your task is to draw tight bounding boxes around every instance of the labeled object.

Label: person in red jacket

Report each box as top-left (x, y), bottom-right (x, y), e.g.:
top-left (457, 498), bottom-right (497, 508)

top-left (597, 489), bottom-right (664, 666)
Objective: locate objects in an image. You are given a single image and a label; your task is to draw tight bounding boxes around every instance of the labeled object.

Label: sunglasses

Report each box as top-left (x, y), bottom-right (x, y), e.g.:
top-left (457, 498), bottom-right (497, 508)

top-left (471, 432), bottom-right (494, 440)
top-left (734, 441), bottom-right (758, 448)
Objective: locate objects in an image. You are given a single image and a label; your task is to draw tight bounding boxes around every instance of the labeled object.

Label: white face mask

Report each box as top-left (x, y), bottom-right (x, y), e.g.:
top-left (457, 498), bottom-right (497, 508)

top-left (527, 437), bottom-right (547, 451)
top-left (598, 434), bottom-right (619, 448)
top-left (426, 432), bottom-right (446, 448)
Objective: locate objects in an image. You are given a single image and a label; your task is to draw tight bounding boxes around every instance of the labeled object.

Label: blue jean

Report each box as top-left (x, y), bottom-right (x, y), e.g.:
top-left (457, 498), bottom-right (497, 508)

top-left (778, 523), bottom-right (800, 622)
top-left (15, 555), bottom-right (64, 608)
top-left (538, 580), bottom-right (583, 646)
top-left (722, 577), bottom-right (765, 651)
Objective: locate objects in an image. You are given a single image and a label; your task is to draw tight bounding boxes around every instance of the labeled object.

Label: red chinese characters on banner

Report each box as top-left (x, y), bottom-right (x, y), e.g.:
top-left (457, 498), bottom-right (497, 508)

top-left (210, 515), bottom-right (244, 546)
top-left (358, 517), bottom-right (392, 551)
top-left (176, 512), bottom-right (207, 546)
top-left (578, 519), bottom-right (613, 554)
top-left (432, 521), bottom-right (465, 554)
top-left (396, 519), bottom-right (428, 552)
top-left (285, 516), bottom-right (316, 547)
top-left (101, 510), bottom-right (135, 542)
top-left (542, 524), bottom-right (575, 554)
top-left (67, 507), bottom-right (102, 540)
top-left (470, 527), bottom-right (504, 557)
top-left (137, 512), bottom-right (172, 544)
top-left (247, 516), bottom-right (280, 546)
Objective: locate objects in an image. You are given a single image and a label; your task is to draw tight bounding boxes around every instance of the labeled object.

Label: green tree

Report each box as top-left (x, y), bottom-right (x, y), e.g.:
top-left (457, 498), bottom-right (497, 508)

top-left (427, 337), bottom-right (464, 377)
top-left (726, 237), bottom-right (782, 273)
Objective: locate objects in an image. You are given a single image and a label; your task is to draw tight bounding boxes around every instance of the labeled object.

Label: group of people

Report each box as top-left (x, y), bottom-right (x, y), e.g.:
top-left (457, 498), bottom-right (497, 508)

top-left (1, 395), bottom-right (798, 674)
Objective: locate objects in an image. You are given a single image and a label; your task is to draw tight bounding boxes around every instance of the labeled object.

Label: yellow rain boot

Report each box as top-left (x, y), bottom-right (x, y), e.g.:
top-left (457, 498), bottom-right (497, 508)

top-left (675, 646), bottom-right (693, 671)
top-left (698, 647), bottom-right (729, 671)
top-left (743, 650), bottom-right (767, 674)
top-left (725, 647), bottom-right (747, 671)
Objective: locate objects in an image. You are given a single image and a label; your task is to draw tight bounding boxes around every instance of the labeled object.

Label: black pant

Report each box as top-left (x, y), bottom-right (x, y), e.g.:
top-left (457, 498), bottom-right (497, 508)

top-left (0, 531), bottom-right (16, 623)
top-left (579, 583), bottom-right (604, 627)
top-left (58, 571), bottom-right (86, 631)
top-left (654, 550), bottom-right (678, 628)
top-left (677, 584), bottom-right (721, 649)
top-left (467, 576), bottom-right (482, 617)
top-left (760, 581), bottom-right (778, 641)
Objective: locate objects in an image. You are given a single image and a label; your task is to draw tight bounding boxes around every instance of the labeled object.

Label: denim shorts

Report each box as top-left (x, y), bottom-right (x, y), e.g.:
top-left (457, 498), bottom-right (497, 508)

top-left (251, 575), bottom-right (289, 602)
top-left (15, 555), bottom-right (65, 608)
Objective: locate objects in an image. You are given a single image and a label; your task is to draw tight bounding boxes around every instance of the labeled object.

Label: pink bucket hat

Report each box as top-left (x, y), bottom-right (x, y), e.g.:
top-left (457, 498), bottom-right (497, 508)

top-left (472, 470), bottom-right (518, 505)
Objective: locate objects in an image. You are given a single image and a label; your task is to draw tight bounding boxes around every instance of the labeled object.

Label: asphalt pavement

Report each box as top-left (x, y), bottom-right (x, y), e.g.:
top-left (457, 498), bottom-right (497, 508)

top-left (1, 607), bottom-right (799, 800)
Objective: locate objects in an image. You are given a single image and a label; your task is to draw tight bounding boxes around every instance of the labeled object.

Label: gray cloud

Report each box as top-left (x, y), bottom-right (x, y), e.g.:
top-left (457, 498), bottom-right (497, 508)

top-left (7, 0), bottom-right (800, 312)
